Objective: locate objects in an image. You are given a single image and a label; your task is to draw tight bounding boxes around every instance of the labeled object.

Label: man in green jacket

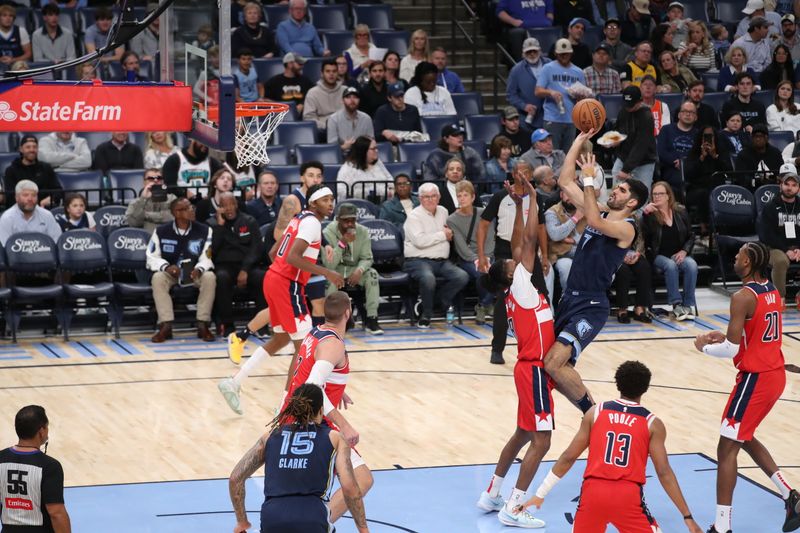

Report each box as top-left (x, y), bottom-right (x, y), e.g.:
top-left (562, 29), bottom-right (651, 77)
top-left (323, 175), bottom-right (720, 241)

top-left (323, 203), bottom-right (384, 335)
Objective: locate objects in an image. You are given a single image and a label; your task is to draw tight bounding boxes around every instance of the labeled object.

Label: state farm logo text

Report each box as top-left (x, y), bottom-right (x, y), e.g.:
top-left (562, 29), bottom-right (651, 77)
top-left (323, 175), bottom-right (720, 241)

top-left (0, 100), bottom-right (121, 121)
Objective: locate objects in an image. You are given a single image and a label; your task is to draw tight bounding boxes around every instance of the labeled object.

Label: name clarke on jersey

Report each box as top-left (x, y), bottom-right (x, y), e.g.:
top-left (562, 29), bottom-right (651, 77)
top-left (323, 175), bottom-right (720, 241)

top-left (278, 457), bottom-right (309, 469)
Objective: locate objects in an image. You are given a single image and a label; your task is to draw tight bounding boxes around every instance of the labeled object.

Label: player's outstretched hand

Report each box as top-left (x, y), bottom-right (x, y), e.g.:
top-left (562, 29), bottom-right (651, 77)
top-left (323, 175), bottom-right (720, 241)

top-left (504, 180), bottom-right (522, 205)
top-left (574, 128), bottom-right (597, 145)
top-left (519, 174), bottom-right (537, 199)
top-left (514, 495), bottom-right (544, 513)
top-left (577, 153), bottom-right (596, 178)
top-left (327, 270), bottom-right (345, 289)
top-left (694, 331), bottom-right (725, 351)
top-left (339, 392), bottom-right (353, 410)
top-left (342, 422), bottom-right (360, 447)
top-left (234, 520), bottom-right (252, 533)
top-left (685, 518), bottom-right (703, 533)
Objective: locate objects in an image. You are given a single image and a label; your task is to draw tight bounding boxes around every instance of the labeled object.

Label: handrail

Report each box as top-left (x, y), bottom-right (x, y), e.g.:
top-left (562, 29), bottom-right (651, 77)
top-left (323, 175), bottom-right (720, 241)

top-left (493, 42), bottom-right (515, 110)
top-left (450, 0), bottom-right (480, 91)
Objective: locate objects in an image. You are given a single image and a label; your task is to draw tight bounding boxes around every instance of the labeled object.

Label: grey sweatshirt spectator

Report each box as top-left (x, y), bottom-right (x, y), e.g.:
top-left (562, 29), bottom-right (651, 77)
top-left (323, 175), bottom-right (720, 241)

top-left (124, 169), bottom-right (176, 234)
top-left (37, 132), bottom-right (91, 173)
top-left (302, 59), bottom-right (344, 131)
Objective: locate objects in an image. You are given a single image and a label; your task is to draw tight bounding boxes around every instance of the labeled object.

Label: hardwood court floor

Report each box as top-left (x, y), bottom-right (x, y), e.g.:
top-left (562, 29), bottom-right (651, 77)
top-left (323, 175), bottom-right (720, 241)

top-left (0, 308), bottom-right (797, 491)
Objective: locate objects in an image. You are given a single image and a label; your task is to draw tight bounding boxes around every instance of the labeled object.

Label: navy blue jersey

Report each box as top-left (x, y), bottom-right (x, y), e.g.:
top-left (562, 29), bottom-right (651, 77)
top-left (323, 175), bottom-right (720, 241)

top-left (264, 422), bottom-right (336, 500)
top-left (565, 213), bottom-right (634, 293)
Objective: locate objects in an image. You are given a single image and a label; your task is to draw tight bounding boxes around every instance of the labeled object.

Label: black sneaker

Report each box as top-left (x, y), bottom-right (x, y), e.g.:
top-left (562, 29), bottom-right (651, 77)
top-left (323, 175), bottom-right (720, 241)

top-left (417, 317), bottom-right (430, 329)
top-left (707, 526), bottom-right (732, 533)
top-left (490, 351), bottom-right (505, 364)
top-left (784, 489), bottom-right (800, 532)
top-left (365, 317), bottom-right (384, 336)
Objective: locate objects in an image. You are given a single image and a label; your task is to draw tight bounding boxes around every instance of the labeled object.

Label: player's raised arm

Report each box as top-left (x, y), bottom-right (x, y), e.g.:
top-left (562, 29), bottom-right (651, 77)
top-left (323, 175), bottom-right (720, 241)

top-left (558, 130), bottom-right (597, 210)
top-left (648, 418), bottom-right (703, 533)
top-left (508, 180), bottom-right (539, 273)
top-left (331, 431), bottom-right (370, 533)
top-left (575, 152), bottom-right (635, 245)
top-left (518, 407), bottom-right (595, 511)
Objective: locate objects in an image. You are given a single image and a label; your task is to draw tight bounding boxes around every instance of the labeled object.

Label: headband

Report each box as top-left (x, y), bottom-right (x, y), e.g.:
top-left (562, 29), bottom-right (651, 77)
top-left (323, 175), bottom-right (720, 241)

top-left (308, 186), bottom-right (334, 204)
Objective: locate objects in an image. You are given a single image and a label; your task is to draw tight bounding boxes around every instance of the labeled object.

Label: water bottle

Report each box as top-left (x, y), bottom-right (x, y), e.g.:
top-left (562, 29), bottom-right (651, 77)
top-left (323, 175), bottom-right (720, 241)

top-left (446, 306), bottom-right (455, 326)
top-left (101, 174), bottom-right (112, 204)
top-left (557, 99), bottom-right (566, 115)
top-left (525, 112), bottom-right (534, 125)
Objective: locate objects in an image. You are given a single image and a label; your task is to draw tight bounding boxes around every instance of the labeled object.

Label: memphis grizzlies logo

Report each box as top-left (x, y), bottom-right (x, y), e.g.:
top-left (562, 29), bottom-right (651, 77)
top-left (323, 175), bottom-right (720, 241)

top-left (576, 319), bottom-right (593, 339)
top-left (188, 239), bottom-right (203, 256)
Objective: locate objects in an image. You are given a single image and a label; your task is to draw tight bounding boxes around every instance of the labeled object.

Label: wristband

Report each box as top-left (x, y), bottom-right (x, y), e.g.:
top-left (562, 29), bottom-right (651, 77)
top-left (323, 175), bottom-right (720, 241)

top-left (683, 514), bottom-right (693, 520)
top-left (582, 177), bottom-right (596, 188)
top-left (337, 240), bottom-right (347, 250)
top-left (570, 215), bottom-right (579, 223)
top-left (534, 470), bottom-right (561, 499)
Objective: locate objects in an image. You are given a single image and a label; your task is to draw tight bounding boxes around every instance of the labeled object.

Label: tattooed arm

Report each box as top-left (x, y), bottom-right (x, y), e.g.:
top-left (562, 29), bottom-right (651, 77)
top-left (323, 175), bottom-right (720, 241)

top-left (332, 431), bottom-right (370, 533)
top-left (229, 434), bottom-right (267, 532)
top-left (273, 194), bottom-right (301, 241)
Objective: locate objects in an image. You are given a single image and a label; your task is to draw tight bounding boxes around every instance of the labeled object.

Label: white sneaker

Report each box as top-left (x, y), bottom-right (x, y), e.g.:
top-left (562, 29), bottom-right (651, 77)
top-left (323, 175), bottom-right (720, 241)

top-left (218, 377), bottom-right (243, 415)
top-left (683, 305), bottom-right (696, 320)
top-left (498, 506), bottom-right (546, 528)
top-left (673, 304), bottom-right (689, 321)
top-left (476, 491), bottom-right (504, 512)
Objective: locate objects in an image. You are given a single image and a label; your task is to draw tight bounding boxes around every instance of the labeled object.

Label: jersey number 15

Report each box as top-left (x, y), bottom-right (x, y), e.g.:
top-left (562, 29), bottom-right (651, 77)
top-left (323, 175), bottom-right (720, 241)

top-left (280, 430), bottom-right (316, 456)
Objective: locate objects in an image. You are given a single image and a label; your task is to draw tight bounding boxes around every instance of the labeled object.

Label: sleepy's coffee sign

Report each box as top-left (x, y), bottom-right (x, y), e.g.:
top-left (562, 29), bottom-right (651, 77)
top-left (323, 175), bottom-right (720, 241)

top-left (0, 79), bottom-right (192, 131)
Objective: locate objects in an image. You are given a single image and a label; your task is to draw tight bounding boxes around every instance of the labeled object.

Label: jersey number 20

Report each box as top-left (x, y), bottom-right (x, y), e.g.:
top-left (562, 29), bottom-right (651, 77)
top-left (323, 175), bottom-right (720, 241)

top-left (604, 431), bottom-right (632, 467)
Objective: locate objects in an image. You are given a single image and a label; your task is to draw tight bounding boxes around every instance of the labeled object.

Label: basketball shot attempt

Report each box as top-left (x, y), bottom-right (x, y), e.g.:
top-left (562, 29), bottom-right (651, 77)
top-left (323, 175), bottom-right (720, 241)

top-left (218, 184), bottom-right (345, 415)
top-left (477, 178), bottom-right (555, 528)
top-left (544, 130), bottom-right (649, 413)
top-left (694, 242), bottom-right (800, 533)
top-left (517, 361), bottom-right (703, 533)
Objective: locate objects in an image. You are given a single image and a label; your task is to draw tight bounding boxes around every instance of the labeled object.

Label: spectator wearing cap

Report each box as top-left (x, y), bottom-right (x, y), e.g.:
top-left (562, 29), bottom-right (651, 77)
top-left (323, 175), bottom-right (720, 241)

top-left (327, 86), bottom-right (374, 154)
top-left (233, 48), bottom-right (264, 102)
top-left (506, 37), bottom-right (550, 128)
top-left (495, 0), bottom-right (554, 61)
top-left (402, 182), bottom-right (470, 329)
top-left (231, 1), bottom-right (276, 57)
top-left (612, 86), bottom-right (658, 191)
top-left (2, 135), bottom-right (61, 209)
top-left (601, 18), bottom-right (633, 71)
top-left (303, 58), bottom-right (344, 133)
top-left (778, 14), bottom-right (800, 62)
top-left (404, 61), bottom-right (457, 116)
top-left (621, 0), bottom-right (656, 47)
top-left (430, 47), bottom-right (465, 94)
top-left (657, 100), bottom-right (699, 196)
top-left (129, 2), bottom-right (159, 61)
top-left (373, 82), bottom-right (424, 143)
top-left (721, 72), bottom-right (767, 130)
top-left (759, 166), bottom-right (800, 307)
top-left (38, 132), bottom-right (92, 173)
top-left (358, 60), bottom-right (388, 117)
top-left (31, 3), bottom-right (76, 64)
top-left (665, 2), bottom-right (689, 49)
top-left (264, 52), bottom-right (313, 115)
top-left (492, 106), bottom-right (532, 157)
top-left (731, 16), bottom-right (773, 73)
top-left (535, 38), bottom-right (586, 151)
top-left (423, 124), bottom-right (486, 183)
top-left (323, 202), bottom-right (383, 334)
top-left (553, 0), bottom-right (594, 33)
top-left (621, 41), bottom-right (660, 88)
top-left (734, 123), bottom-right (783, 190)
top-left (584, 43), bottom-right (622, 95)
top-left (735, 0), bottom-right (781, 40)
top-left (0, 180), bottom-right (62, 246)
top-left (276, 0), bottom-right (329, 57)
top-left (520, 128), bottom-right (566, 175)
top-left (548, 18), bottom-right (592, 69)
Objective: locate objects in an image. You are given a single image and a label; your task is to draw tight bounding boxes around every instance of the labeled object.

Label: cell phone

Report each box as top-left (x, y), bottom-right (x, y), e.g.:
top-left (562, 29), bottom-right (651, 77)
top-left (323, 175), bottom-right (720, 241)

top-left (151, 184), bottom-right (167, 202)
top-left (703, 133), bottom-right (713, 144)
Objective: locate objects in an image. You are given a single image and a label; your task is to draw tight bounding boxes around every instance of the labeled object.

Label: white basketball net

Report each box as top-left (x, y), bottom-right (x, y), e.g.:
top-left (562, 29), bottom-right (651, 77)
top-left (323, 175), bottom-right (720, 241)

top-left (233, 105), bottom-right (289, 167)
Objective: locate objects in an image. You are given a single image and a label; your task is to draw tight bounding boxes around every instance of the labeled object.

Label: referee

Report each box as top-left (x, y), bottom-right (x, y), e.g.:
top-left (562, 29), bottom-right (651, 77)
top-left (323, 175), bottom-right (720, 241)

top-left (0, 405), bottom-right (71, 533)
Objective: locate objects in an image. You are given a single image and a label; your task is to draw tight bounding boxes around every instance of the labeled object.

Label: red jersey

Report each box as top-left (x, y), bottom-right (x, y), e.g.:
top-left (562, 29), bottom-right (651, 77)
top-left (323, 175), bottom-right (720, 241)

top-left (735, 281), bottom-right (785, 373)
top-left (505, 263), bottom-right (555, 362)
top-left (269, 211), bottom-right (322, 285)
top-left (283, 326), bottom-right (349, 413)
top-left (584, 400), bottom-right (655, 485)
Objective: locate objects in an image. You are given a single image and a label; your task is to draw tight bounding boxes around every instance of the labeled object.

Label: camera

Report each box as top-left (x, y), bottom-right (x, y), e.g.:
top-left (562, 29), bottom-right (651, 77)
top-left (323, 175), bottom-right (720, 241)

top-left (151, 184), bottom-right (168, 202)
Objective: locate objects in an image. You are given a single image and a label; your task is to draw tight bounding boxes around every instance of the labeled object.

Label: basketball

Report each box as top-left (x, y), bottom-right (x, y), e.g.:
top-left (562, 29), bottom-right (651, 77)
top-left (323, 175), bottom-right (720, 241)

top-left (572, 98), bottom-right (606, 133)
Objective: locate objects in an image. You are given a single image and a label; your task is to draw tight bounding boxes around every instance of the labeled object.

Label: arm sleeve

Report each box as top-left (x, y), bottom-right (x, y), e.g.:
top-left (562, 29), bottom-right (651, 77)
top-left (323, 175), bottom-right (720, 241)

top-left (73, 139), bottom-right (92, 170)
top-left (545, 209), bottom-right (576, 241)
top-left (767, 105), bottom-right (781, 131)
top-left (38, 137), bottom-right (73, 167)
top-left (146, 231), bottom-right (169, 271)
top-left (306, 359), bottom-right (337, 415)
top-left (276, 24), bottom-right (290, 55)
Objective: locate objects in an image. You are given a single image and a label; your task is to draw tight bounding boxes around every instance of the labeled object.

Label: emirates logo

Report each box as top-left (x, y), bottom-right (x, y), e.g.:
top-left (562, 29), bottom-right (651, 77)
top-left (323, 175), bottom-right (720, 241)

top-left (0, 101), bottom-right (17, 121)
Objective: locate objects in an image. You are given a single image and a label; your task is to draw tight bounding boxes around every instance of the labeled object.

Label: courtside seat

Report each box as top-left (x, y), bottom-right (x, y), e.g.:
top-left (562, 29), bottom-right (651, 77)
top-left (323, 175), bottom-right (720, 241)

top-left (0, 244), bottom-right (14, 341)
top-left (526, 27), bottom-right (561, 55)
top-left (273, 121), bottom-right (317, 147)
top-left (269, 165), bottom-right (301, 194)
top-left (770, 131), bottom-right (794, 152)
top-left (94, 205), bottom-right (128, 237)
top-left (263, 4), bottom-right (289, 30)
top-left (361, 219), bottom-right (412, 318)
top-left (755, 184), bottom-right (779, 217)
top-left (710, 184), bottom-right (758, 288)
top-left (107, 228), bottom-right (153, 338)
top-left (323, 31), bottom-right (354, 56)
top-left (265, 145), bottom-right (291, 165)
top-left (58, 170), bottom-right (103, 207)
top-left (598, 94), bottom-right (623, 128)
top-left (253, 58), bottom-right (284, 81)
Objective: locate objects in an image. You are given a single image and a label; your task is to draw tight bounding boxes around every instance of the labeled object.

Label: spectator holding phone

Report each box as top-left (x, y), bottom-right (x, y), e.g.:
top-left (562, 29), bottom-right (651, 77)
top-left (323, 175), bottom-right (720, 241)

top-left (125, 168), bottom-right (176, 234)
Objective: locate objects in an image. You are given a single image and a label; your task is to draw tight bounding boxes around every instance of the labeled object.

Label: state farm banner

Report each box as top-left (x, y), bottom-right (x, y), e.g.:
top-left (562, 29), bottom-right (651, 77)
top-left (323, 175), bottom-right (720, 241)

top-left (0, 80), bottom-right (193, 132)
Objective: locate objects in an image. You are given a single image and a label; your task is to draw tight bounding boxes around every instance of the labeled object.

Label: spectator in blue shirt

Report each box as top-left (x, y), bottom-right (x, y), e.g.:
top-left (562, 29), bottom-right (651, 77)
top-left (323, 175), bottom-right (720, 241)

top-left (534, 38), bottom-right (586, 151)
top-left (430, 47), bottom-right (465, 93)
top-left (657, 100), bottom-right (699, 197)
top-left (233, 48), bottom-right (263, 102)
top-left (497, 0), bottom-right (554, 60)
top-left (506, 37), bottom-right (550, 128)
top-left (246, 171), bottom-right (282, 226)
top-left (276, 0), bottom-right (329, 58)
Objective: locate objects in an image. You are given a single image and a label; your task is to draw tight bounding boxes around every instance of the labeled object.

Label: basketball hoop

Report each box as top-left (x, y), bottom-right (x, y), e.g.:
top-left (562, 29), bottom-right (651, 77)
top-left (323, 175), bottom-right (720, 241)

top-left (207, 101), bottom-right (290, 167)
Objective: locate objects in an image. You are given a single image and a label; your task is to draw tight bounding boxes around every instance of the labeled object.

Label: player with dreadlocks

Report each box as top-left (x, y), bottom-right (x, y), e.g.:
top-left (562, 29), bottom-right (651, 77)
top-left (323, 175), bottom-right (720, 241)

top-left (227, 383), bottom-right (370, 533)
top-left (695, 242), bottom-right (800, 533)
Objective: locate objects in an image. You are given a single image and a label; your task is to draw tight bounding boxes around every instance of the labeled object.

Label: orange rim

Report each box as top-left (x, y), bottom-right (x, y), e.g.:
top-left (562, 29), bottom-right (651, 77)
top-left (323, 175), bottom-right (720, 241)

top-left (205, 101), bottom-right (289, 122)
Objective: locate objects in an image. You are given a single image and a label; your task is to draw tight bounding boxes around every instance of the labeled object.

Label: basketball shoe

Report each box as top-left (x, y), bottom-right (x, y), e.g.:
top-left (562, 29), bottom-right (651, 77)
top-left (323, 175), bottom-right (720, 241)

top-left (218, 377), bottom-right (243, 415)
top-left (498, 506), bottom-right (545, 528)
top-left (707, 527), bottom-right (731, 533)
top-left (227, 332), bottom-right (245, 365)
top-left (476, 491), bottom-right (504, 512)
top-left (784, 489), bottom-right (800, 532)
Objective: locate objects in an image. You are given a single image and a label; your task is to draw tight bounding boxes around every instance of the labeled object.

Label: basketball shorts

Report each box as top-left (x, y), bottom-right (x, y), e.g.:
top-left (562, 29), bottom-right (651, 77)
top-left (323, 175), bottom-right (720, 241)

top-left (573, 478), bottom-right (662, 533)
top-left (514, 360), bottom-right (555, 432)
top-left (306, 275), bottom-right (326, 300)
top-left (263, 270), bottom-right (312, 341)
top-left (554, 292), bottom-right (609, 363)
top-left (720, 367), bottom-right (786, 442)
top-left (260, 495), bottom-right (331, 533)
